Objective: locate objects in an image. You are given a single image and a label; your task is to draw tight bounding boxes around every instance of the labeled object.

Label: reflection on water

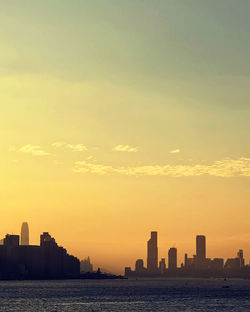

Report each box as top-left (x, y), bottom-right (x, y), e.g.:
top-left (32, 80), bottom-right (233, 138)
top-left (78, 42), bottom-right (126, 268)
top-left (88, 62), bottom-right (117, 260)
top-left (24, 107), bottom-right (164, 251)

top-left (0, 278), bottom-right (249, 311)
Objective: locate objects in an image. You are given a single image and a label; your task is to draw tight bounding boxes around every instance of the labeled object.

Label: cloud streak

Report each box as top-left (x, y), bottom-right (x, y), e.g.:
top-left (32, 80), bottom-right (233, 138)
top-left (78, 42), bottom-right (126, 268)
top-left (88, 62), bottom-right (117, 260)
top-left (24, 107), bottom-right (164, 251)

top-left (66, 144), bottom-right (87, 152)
top-left (19, 144), bottom-right (50, 156)
top-left (51, 142), bottom-right (66, 148)
top-left (169, 149), bottom-right (180, 154)
top-left (52, 142), bottom-right (87, 152)
top-left (112, 145), bottom-right (138, 153)
top-left (73, 158), bottom-right (250, 177)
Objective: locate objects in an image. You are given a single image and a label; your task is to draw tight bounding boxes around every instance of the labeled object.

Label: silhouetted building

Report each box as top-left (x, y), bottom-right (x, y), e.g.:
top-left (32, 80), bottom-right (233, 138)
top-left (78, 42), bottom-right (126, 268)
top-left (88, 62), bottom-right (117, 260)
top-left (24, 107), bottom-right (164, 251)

top-left (4, 234), bottom-right (19, 247)
top-left (184, 253), bottom-right (188, 267)
top-left (237, 249), bottom-right (245, 268)
top-left (224, 249), bottom-right (245, 273)
top-left (135, 259), bottom-right (144, 273)
top-left (80, 256), bottom-right (93, 272)
top-left (40, 232), bottom-right (56, 246)
top-left (184, 253), bottom-right (195, 269)
top-left (124, 267), bottom-right (132, 276)
top-left (196, 235), bottom-right (206, 268)
top-left (168, 247), bottom-right (177, 270)
top-left (21, 222), bottom-right (29, 246)
top-left (147, 231), bottom-right (158, 273)
top-left (211, 258), bottom-right (224, 271)
top-left (225, 258), bottom-right (240, 271)
top-left (159, 258), bottom-right (166, 274)
top-left (0, 232), bottom-right (79, 279)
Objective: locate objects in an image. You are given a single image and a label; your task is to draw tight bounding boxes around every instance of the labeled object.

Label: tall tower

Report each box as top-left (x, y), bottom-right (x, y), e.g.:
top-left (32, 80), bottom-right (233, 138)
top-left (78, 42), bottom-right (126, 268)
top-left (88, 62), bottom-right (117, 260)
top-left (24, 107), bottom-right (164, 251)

top-left (147, 231), bottom-right (158, 273)
top-left (21, 222), bottom-right (29, 245)
top-left (135, 259), bottom-right (144, 273)
top-left (237, 249), bottom-right (245, 268)
top-left (168, 247), bottom-right (177, 270)
top-left (159, 258), bottom-right (166, 274)
top-left (196, 235), bottom-right (206, 265)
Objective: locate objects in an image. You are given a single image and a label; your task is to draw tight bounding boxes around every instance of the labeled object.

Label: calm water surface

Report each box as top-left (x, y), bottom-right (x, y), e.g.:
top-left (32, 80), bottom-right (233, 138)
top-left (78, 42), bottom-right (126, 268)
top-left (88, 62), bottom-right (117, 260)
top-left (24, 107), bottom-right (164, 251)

top-left (0, 278), bottom-right (249, 311)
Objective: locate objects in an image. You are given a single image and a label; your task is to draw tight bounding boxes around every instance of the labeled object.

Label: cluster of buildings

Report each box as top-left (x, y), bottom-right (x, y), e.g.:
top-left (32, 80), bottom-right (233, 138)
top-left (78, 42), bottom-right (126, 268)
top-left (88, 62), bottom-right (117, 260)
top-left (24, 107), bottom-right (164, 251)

top-left (1, 223), bottom-right (249, 280)
top-left (80, 256), bottom-right (93, 272)
top-left (125, 232), bottom-right (250, 278)
top-left (0, 222), bottom-right (80, 279)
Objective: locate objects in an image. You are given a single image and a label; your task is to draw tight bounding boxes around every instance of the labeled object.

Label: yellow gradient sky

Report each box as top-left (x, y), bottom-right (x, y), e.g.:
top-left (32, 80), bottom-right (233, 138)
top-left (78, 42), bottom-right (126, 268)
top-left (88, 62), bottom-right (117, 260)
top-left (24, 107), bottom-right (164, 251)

top-left (1, 1), bottom-right (250, 273)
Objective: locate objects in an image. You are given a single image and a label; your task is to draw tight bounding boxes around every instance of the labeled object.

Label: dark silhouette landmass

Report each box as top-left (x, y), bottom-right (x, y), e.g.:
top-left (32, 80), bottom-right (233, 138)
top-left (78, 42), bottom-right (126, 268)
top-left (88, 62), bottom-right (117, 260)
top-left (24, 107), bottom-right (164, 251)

top-left (80, 268), bottom-right (125, 280)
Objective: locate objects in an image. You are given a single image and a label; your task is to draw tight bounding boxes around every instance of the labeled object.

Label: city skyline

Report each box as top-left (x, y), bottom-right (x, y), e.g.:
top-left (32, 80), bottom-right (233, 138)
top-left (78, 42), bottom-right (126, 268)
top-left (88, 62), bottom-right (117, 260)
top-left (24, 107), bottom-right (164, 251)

top-left (1, 222), bottom-right (249, 274)
top-left (1, 223), bottom-right (249, 278)
top-left (1, 1), bottom-right (250, 274)
top-left (125, 231), bottom-right (249, 278)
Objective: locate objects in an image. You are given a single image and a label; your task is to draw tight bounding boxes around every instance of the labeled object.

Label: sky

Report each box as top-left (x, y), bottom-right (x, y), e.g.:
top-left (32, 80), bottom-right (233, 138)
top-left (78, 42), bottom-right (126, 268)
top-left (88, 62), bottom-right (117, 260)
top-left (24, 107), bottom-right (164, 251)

top-left (1, 0), bottom-right (250, 273)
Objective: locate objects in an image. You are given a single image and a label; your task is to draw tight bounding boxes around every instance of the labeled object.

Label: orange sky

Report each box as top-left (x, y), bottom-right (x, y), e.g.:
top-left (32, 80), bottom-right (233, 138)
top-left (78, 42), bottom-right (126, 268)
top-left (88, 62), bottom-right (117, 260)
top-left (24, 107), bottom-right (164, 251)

top-left (1, 1), bottom-right (250, 273)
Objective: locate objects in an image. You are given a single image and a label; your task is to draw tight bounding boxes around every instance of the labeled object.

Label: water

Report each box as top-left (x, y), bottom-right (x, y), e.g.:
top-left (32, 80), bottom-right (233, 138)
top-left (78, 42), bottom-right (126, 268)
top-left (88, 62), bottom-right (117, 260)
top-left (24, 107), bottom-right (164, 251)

top-left (0, 278), bottom-right (249, 311)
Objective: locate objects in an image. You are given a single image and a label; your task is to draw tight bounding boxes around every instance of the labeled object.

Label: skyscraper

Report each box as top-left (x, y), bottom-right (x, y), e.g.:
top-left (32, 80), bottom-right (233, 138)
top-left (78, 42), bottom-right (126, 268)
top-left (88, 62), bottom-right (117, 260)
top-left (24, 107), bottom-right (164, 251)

top-left (196, 235), bottom-right (206, 266)
top-left (159, 258), bottom-right (166, 274)
top-left (168, 247), bottom-right (177, 270)
top-left (21, 222), bottom-right (29, 245)
top-left (135, 259), bottom-right (144, 273)
top-left (237, 249), bottom-right (245, 268)
top-left (147, 231), bottom-right (158, 273)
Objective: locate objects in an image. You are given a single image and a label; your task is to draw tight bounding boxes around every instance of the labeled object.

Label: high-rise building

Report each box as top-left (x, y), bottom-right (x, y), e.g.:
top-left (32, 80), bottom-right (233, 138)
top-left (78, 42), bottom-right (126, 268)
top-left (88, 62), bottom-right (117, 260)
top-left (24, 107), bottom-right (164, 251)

top-left (21, 222), bottom-right (29, 246)
top-left (40, 232), bottom-right (56, 246)
top-left (147, 231), bottom-right (158, 273)
top-left (159, 258), bottom-right (166, 274)
top-left (4, 234), bottom-right (19, 247)
top-left (211, 258), bottom-right (224, 271)
top-left (80, 256), bottom-right (93, 272)
top-left (168, 247), bottom-right (177, 270)
top-left (184, 253), bottom-right (188, 267)
top-left (196, 235), bottom-right (206, 265)
top-left (124, 267), bottom-right (132, 276)
top-left (237, 249), bottom-right (245, 268)
top-left (225, 258), bottom-right (241, 270)
top-left (135, 259), bottom-right (144, 273)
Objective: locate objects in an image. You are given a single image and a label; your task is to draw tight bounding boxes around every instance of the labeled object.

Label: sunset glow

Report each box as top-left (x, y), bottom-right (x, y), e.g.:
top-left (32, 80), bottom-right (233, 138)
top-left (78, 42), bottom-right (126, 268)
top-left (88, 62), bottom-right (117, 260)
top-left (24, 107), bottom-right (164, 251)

top-left (1, 1), bottom-right (250, 273)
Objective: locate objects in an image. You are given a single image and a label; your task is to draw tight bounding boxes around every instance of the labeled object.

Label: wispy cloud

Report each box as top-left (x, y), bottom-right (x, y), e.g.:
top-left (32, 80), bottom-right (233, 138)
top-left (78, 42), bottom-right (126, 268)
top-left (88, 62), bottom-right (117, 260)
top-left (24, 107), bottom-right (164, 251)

top-left (66, 144), bottom-right (87, 152)
top-left (51, 142), bottom-right (66, 148)
top-left (112, 145), bottom-right (138, 153)
top-left (52, 142), bottom-right (87, 152)
top-left (169, 149), bottom-right (180, 154)
top-left (73, 158), bottom-right (250, 177)
top-left (19, 144), bottom-right (50, 156)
